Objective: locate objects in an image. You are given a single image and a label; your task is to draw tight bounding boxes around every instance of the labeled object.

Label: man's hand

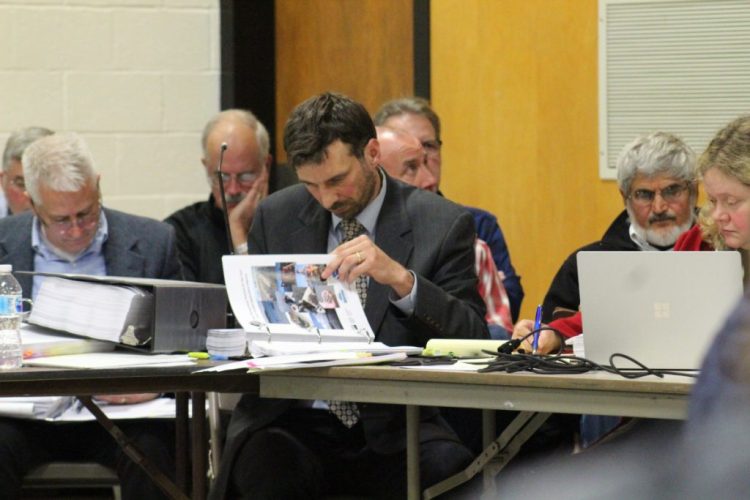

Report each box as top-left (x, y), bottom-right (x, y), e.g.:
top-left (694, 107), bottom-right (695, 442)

top-left (511, 319), bottom-right (561, 355)
top-left (321, 234), bottom-right (414, 298)
top-left (228, 167), bottom-right (270, 249)
top-left (93, 393), bottom-right (160, 405)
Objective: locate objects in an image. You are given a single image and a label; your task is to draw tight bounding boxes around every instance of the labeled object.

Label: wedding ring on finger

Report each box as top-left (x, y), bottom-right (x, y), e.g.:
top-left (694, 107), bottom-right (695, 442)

top-left (356, 251), bottom-right (364, 264)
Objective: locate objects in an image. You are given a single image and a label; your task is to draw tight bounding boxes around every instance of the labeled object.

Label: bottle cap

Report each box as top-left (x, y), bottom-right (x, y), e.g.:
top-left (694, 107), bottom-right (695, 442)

top-left (0, 265), bottom-right (11, 272)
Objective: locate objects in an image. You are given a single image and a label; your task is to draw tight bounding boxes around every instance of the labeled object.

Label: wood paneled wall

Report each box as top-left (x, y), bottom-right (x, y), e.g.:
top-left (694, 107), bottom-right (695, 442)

top-left (271, 0), bottom-right (621, 321)
top-left (274, 0), bottom-right (414, 162)
top-left (432, 0), bottom-right (624, 320)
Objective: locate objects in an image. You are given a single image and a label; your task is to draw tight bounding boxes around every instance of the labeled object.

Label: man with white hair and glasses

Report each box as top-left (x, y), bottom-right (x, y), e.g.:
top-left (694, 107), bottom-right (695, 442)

top-left (540, 131), bottom-right (698, 324)
top-left (0, 132), bottom-right (182, 499)
top-left (165, 109), bottom-right (297, 284)
top-left (512, 132), bottom-right (697, 449)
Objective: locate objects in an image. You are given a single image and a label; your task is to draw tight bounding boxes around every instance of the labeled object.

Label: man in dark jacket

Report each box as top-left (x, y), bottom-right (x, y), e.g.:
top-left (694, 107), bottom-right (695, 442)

top-left (541, 132), bottom-right (698, 323)
top-left (165, 109), bottom-right (297, 283)
top-left (211, 92), bottom-right (488, 499)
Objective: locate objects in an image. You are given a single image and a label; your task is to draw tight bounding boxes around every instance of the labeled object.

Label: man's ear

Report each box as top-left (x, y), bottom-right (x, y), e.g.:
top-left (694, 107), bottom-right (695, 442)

top-left (264, 154), bottom-right (273, 171)
top-left (364, 138), bottom-right (380, 167)
top-left (619, 189), bottom-right (628, 205)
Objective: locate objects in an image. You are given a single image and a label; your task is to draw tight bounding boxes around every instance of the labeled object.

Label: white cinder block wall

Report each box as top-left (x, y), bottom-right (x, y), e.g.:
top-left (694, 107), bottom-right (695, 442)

top-left (0, 0), bottom-right (220, 220)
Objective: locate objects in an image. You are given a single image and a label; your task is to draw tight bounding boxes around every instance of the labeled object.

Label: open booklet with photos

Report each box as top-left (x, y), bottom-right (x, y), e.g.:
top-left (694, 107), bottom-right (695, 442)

top-left (222, 254), bottom-right (376, 347)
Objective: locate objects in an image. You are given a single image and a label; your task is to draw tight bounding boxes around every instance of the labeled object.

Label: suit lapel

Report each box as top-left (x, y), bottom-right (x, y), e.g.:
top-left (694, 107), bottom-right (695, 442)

top-left (0, 216), bottom-right (35, 297)
top-left (280, 180), bottom-right (413, 335)
top-left (366, 176), bottom-right (413, 335)
top-left (289, 197), bottom-right (330, 254)
top-left (102, 210), bottom-right (145, 277)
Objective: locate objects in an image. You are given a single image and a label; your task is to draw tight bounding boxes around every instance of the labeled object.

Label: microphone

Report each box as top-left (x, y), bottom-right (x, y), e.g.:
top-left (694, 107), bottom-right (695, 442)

top-left (215, 142), bottom-right (235, 255)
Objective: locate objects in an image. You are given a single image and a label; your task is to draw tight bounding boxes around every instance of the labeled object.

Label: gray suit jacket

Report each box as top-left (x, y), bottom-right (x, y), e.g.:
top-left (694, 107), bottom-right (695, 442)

top-left (0, 208), bottom-right (183, 296)
top-left (211, 173), bottom-right (488, 498)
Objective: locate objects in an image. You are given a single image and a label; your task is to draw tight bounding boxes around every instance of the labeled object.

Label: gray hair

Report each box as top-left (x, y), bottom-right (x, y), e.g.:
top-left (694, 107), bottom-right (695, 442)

top-left (2, 126), bottom-right (54, 172)
top-left (201, 109), bottom-right (270, 161)
top-left (22, 132), bottom-right (98, 204)
top-left (373, 97), bottom-right (441, 142)
top-left (616, 132), bottom-right (697, 196)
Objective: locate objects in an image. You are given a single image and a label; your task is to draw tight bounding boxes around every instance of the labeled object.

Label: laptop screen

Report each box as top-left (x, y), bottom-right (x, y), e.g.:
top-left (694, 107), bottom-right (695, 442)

top-left (577, 251), bottom-right (743, 369)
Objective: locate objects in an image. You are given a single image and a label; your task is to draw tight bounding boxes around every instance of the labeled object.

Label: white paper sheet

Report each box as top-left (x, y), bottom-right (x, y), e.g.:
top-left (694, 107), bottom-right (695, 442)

top-left (196, 351), bottom-right (407, 373)
top-left (23, 353), bottom-right (195, 369)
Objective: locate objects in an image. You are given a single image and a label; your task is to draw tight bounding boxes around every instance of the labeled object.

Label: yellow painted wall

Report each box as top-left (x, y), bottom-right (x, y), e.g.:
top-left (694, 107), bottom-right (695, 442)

top-left (432, 0), bottom-right (625, 320)
top-left (275, 0), bottom-right (413, 162)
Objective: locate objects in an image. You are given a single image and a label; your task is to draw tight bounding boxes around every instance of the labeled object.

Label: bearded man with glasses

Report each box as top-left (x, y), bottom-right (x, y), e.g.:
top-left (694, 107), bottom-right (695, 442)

top-left (539, 132), bottom-right (698, 324)
top-left (165, 109), bottom-right (298, 284)
top-left (0, 132), bottom-right (183, 499)
top-left (507, 132), bottom-right (698, 453)
top-left (513, 133), bottom-right (699, 354)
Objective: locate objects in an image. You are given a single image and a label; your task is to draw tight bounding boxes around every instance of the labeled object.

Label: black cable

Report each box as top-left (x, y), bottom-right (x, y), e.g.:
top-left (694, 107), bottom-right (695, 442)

top-left (483, 327), bottom-right (698, 379)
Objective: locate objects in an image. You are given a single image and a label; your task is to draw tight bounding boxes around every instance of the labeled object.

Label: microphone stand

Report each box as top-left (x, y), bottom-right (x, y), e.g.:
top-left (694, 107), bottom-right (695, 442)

top-left (215, 143), bottom-right (235, 255)
top-left (216, 143), bottom-right (239, 327)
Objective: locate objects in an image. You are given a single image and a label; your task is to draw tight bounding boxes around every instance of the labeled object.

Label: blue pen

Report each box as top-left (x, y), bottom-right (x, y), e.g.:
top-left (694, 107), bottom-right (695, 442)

top-left (532, 304), bottom-right (543, 354)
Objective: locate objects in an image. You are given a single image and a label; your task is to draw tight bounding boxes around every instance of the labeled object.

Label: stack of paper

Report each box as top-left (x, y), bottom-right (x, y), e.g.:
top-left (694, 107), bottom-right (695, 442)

top-left (206, 328), bottom-right (247, 358)
top-left (0, 396), bottom-right (180, 421)
top-left (249, 341), bottom-right (422, 358)
top-left (198, 351), bottom-right (408, 373)
top-left (212, 255), bottom-right (423, 373)
top-left (58, 397), bottom-right (178, 421)
top-left (23, 352), bottom-right (196, 369)
top-left (0, 396), bottom-right (73, 419)
top-left (21, 324), bottom-right (114, 359)
top-left (28, 276), bottom-right (153, 346)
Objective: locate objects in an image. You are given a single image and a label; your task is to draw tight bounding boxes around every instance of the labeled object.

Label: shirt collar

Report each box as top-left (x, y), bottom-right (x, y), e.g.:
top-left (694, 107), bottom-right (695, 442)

top-left (32, 209), bottom-right (109, 262)
top-left (331, 168), bottom-right (387, 237)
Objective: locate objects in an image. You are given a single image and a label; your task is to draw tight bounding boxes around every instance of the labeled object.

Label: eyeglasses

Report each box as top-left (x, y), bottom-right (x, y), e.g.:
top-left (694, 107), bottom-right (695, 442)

top-left (421, 139), bottom-right (442, 155)
top-left (38, 200), bottom-right (101, 234)
top-left (628, 183), bottom-right (690, 206)
top-left (215, 171), bottom-right (259, 187)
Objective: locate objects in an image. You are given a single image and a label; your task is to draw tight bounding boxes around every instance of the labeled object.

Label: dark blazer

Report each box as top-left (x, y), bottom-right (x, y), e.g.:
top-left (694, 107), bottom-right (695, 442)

top-left (0, 208), bottom-right (183, 295)
top-left (211, 173), bottom-right (488, 498)
top-left (164, 163), bottom-right (298, 284)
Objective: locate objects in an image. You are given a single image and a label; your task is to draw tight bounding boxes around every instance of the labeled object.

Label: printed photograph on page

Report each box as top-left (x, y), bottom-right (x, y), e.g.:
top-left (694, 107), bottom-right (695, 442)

top-left (222, 255), bottom-right (373, 340)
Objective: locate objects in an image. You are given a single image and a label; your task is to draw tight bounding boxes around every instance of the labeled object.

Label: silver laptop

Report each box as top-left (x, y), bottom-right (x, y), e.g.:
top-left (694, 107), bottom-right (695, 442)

top-left (577, 251), bottom-right (743, 369)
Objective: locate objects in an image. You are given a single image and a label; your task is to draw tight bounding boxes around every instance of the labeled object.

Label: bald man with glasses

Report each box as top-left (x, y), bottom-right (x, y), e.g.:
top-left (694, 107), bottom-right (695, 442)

top-left (374, 97), bottom-right (525, 322)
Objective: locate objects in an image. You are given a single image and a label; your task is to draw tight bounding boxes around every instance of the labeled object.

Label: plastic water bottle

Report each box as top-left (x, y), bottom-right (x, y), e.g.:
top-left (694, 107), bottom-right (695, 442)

top-left (0, 265), bottom-right (22, 369)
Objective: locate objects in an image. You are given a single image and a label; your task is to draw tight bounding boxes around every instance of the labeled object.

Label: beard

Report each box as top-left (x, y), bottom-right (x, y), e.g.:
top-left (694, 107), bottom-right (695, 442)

top-left (225, 192), bottom-right (246, 205)
top-left (328, 166), bottom-right (379, 219)
top-left (628, 207), bottom-right (695, 247)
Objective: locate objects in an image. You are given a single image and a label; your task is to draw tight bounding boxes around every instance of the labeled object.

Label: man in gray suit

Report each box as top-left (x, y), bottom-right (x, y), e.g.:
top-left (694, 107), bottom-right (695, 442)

top-left (211, 93), bottom-right (488, 499)
top-left (0, 132), bottom-right (182, 500)
top-left (0, 133), bottom-right (182, 299)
